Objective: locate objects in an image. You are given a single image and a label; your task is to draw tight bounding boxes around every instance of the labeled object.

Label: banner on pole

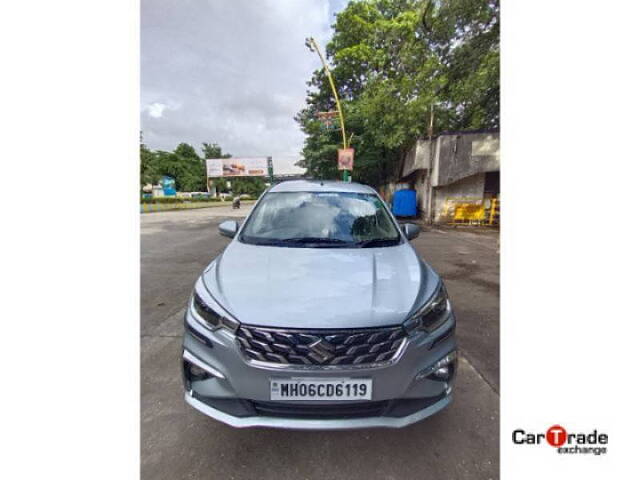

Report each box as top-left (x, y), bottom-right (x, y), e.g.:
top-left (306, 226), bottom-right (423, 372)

top-left (317, 111), bottom-right (339, 130)
top-left (337, 148), bottom-right (354, 171)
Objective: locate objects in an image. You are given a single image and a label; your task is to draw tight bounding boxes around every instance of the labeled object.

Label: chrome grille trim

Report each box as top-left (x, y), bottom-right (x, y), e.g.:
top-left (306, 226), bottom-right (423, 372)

top-left (236, 325), bottom-right (408, 370)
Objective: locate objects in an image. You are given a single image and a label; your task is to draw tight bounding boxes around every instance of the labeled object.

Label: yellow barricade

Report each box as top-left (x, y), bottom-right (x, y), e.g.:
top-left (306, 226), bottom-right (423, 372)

top-left (442, 197), bottom-right (500, 226)
top-left (454, 203), bottom-right (485, 221)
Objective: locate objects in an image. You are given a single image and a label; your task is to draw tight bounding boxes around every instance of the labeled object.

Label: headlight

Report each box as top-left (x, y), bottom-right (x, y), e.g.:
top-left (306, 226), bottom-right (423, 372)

top-left (404, 282), bottom-right (450, 334)
top-left (191, 291), bottom-right (239, 332)
top-left (192, 292), bottom-right (222, 328)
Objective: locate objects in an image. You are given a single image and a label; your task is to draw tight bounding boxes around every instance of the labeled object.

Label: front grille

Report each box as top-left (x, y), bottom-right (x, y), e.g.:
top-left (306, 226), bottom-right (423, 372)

top-left (251, 400), bottom-right (390, 419)
top-left (236, 325), bottom-right (407, 367)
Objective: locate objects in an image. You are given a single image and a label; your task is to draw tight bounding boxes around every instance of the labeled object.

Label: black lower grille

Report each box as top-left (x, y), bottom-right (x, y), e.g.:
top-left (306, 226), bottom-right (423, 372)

top-left (251, 400), bottom-right (390, 419)
top-left (236, 325), bottom-right (407, 367)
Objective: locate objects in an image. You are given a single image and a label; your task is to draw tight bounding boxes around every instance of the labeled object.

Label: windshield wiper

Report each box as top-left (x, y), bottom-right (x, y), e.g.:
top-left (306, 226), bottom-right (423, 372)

top-left (355, 238), bottom-right (400, 248)
top-left (279, 237), bottom-right (352, 245)
top-left (241, 236), bottom-right (354, 247)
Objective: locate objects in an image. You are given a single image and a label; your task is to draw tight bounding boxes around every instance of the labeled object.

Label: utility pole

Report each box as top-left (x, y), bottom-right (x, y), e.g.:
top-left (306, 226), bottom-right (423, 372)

top-left (305, 36), bottom-right (350, 182)
top-left (426, 103), bottom-right (436, 224)
top-left (428, 104), bottom-right (434, 140)
top-left (267, 156), bottom-right (274, 184)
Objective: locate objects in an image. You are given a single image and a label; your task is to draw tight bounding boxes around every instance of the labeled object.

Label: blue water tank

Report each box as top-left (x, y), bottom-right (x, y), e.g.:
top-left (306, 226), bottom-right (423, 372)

top-left (392, 189), bottom-right (417, 217)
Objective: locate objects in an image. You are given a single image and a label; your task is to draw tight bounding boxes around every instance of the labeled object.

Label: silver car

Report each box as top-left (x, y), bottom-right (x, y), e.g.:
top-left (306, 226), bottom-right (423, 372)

top-left (182, 180), bottom-right (457, 429)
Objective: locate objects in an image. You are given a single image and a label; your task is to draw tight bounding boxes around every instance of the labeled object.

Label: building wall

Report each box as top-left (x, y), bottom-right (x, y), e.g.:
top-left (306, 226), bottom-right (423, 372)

top-left (433, 133), bottom-right (499, 187)
top-left (379, 181), bottom-right (410, 203)
top-left (414, 170), bottom-right (429, 215)
top-left (432, 173), bottom-right (486, 223)
top-left (401, 140), bottom-right (432, 178)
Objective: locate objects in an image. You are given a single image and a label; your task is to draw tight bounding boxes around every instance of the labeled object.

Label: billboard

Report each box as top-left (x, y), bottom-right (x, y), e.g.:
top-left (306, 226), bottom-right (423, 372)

top-left (206, 157), bottom-right (269, 177)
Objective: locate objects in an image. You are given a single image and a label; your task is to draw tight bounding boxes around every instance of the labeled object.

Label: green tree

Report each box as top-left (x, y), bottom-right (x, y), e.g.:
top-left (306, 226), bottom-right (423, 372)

top-left (140, 143), bottom-right (160, 187)
top-left (140, 141), bottom-right (234, 193)
top-left (296, 0), bottom-right (499, 187)
top-left (421, 0), bottom-right (500, 129)
top-left (201, 142), bottom-right (231, 159)
top-left (228, 177), bottom-right (267, 197)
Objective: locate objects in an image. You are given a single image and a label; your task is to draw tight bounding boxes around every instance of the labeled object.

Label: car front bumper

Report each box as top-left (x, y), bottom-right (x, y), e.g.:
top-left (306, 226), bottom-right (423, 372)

top-left (184, 389), bottom-right (452, 429)
top-left (182, 308), bottom-right (457, 430)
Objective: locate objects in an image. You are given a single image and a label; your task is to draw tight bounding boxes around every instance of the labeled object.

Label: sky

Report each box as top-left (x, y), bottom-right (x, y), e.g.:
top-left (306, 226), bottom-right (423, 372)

top-left (141, 0), bottom-right (350, 174)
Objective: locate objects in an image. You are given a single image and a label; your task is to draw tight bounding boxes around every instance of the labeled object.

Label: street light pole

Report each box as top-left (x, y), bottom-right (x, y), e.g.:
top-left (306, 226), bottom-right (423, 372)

top-left (306, 36), bottom-right (350, 182)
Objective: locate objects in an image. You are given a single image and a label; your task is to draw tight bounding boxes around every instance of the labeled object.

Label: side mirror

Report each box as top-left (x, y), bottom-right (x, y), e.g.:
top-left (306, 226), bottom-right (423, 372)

top-left (219, 220), bottom-right (238, 238)
top-left (403, 223), bottom-right (421, 241)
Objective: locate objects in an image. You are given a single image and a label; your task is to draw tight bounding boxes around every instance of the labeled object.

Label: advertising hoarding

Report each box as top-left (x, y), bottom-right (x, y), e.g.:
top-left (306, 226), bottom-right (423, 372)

top-left (206, 157), bottom-right (269, 177)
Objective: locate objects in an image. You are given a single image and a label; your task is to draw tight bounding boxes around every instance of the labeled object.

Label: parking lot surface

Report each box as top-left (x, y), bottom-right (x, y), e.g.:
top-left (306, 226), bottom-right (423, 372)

top-left (141, 206), bottom-right (499, 480)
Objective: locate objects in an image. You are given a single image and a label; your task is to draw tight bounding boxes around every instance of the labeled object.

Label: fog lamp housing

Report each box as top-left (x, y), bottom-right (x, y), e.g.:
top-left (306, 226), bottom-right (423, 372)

top-left (182, 350), bottom-right (225, 391)
top-left (189, 363), bottom-right (208, 378)
top-left (433, 366), bottom-right (450, 379)
top-left (416, 350), bottom-right (457, 381)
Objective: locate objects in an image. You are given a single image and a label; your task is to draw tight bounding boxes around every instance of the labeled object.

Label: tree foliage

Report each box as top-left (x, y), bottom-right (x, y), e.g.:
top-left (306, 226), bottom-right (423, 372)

top-left (296, 0), bottom-right (499, 187)
top-left (140, 143), bottom-right (160, 186)
top-left (202, 142), bottom-right (231, 160)
top-left (139, 141), bottom-right (218, 191)
top-left (140, 139), bottom-right (267, 197)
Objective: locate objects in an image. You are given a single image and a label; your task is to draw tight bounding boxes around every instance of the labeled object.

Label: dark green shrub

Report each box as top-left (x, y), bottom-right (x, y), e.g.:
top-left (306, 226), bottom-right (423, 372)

top-left (140, 196), bottom-right (231, 204)
top-left (141, 197), bottom-right (184, 204)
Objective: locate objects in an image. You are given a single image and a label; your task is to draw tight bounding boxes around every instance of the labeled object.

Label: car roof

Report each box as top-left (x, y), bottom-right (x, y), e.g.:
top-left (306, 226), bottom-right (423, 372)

top-left (268, 180), bottom-right (377, 194)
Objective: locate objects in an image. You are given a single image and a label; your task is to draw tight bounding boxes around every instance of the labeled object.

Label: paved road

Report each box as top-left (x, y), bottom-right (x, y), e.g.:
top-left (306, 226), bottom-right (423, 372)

top-left (141, 206), bottom-right (499, 480)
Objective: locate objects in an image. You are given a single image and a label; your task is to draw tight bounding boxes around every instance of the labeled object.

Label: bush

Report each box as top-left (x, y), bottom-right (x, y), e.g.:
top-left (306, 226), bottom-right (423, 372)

top-left (140, 196), bottom-right (229, 204)
top-left (141, 197), bottom-right (180, 204)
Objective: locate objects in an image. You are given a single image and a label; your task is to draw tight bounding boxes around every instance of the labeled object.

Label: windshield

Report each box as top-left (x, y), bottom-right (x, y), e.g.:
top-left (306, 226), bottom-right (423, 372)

top-left (240, 191), bottom-right (401, 248)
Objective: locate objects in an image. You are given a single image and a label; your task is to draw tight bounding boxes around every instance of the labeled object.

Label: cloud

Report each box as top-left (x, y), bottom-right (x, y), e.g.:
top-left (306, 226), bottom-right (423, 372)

top-left (145, 103), bottom-right (166, 118)
top-left (143, 100), bottom-right (181, 119)
top-left (141, 0), bottom-right (347, 160)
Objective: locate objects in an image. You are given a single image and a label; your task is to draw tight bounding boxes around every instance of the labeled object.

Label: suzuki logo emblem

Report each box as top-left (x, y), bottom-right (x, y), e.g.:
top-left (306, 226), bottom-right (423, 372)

top-left (308, 338), bottom-right (336, 363)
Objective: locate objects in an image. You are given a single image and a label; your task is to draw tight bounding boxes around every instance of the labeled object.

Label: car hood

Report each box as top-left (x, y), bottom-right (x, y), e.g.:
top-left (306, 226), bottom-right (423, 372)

top-left (202, 240), bottom-right (436, 329)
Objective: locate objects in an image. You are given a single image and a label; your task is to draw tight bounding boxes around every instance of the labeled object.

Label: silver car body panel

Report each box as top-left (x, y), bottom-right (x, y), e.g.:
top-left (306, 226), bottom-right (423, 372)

top-left (204, 242), bottom-right (428, 330)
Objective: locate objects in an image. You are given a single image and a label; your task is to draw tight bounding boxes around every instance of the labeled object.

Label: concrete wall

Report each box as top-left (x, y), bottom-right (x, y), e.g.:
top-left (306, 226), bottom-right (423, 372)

top-left (401, 140), bottom-right (432, 178)
top-left (379, 181), bottom-right (410, 203)
top-left (432, 173), bottom-right (487, 223)
top-left (432, 133), bottom-right (499, 187)
top-left (414, 170), bottom-right (429, 215)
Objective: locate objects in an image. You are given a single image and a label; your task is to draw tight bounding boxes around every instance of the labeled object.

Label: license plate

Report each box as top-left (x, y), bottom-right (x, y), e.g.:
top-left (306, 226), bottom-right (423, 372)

top-left (270, 377), bottom-right (372, 401)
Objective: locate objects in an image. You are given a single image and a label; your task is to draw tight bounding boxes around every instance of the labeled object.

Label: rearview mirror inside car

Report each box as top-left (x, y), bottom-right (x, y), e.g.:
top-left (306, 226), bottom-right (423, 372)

top-left (219, 220), bottom-right (238, 238)
top-left (403, 223), bottom-right (421, 241)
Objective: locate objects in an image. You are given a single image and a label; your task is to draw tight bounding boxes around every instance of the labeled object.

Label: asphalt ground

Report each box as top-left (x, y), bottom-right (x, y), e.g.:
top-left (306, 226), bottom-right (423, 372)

top-left (141, 206), bottom-right (500, 480)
